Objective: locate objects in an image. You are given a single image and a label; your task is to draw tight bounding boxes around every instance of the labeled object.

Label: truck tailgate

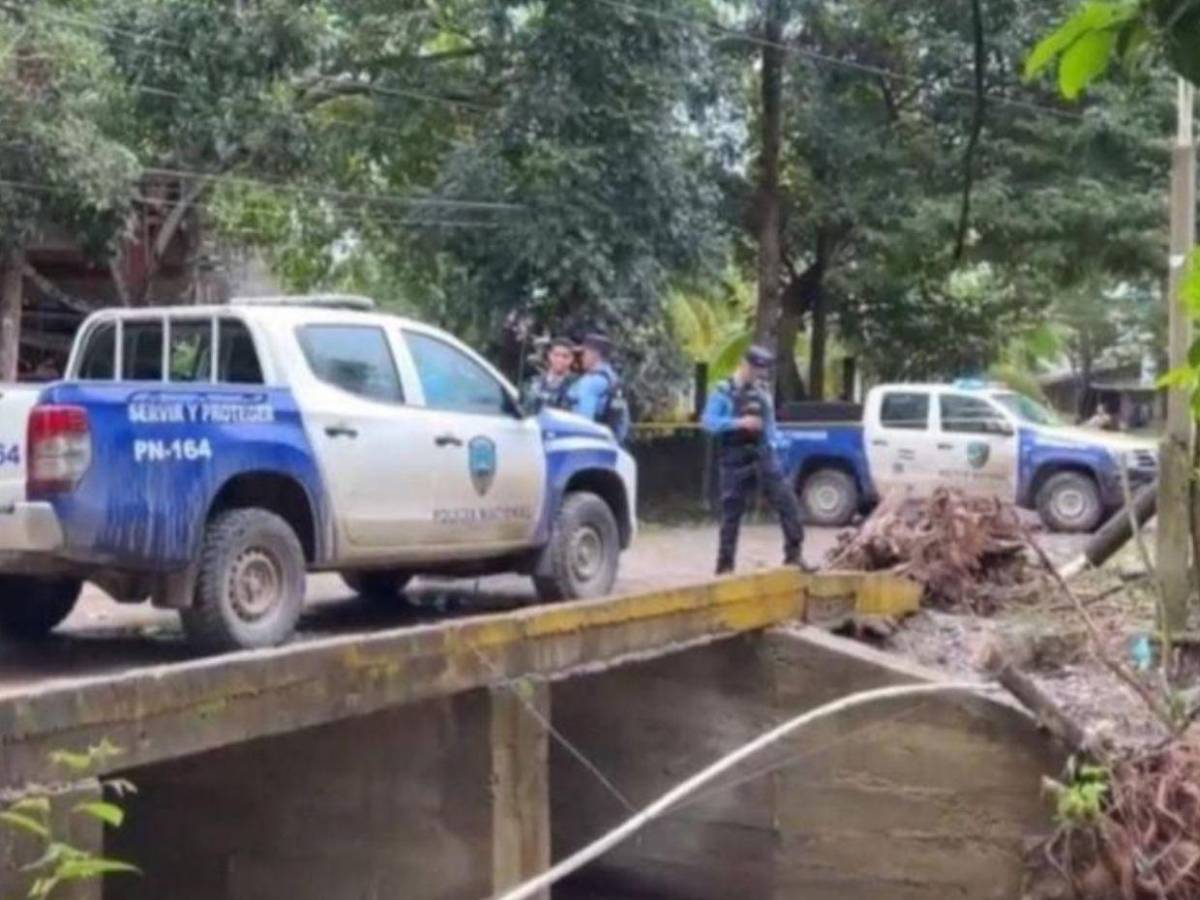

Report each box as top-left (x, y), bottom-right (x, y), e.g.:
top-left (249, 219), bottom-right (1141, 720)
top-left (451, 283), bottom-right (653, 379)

top-left (0, 384), bottom-right (42, 507)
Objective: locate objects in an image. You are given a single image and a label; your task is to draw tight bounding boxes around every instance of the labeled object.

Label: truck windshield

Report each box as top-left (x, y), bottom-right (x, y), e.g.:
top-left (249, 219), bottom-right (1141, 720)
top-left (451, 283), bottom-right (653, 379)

top-left (992, 392), bottom-right (1061, 427)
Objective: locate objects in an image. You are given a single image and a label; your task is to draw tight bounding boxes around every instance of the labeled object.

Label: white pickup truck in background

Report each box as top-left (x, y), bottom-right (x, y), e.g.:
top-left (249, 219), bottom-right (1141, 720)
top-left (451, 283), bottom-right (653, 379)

top-left (780, 381), bottom-right (1158, 531)
top-left (0, 296), bottom-right (637, 652)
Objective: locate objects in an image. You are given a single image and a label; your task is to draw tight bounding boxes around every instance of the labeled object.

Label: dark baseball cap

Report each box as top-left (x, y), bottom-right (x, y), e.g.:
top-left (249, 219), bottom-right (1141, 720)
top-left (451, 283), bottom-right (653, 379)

top-left (744, 345), bottom-right (774, 368)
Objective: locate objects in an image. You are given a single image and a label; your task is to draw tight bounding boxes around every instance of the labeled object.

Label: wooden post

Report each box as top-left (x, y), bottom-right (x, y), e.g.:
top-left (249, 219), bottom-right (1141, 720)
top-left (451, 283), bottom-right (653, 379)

top-left (693, 361), bottom-right (709, 421)
top-left (841, 357), bottom-right (857, 402)
top-left (491, 681), bottom-right (551, 900)
top-left (1158, 78), bottom-right (1196, 632)
top-left (0, 248), bottom-right (25, 382)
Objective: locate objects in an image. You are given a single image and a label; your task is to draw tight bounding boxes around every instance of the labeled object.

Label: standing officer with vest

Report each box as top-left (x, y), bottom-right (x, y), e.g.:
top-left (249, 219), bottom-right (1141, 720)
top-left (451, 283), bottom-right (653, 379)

top-left (568, 333), bottom-right (630, 443)
top-left (701, 345), bottom-right (805, 574)
top-left (524, 337), bottom-right (577, 411)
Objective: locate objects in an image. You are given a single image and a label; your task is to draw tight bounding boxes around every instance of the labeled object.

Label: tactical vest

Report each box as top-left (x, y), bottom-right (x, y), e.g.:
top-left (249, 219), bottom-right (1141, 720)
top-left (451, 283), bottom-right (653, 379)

top-left (593, 368), bottom-right (630, 442)
top-left (531, 373), bottom-right (574, 411)
top-left (719, 379), bottom-right (768, 453)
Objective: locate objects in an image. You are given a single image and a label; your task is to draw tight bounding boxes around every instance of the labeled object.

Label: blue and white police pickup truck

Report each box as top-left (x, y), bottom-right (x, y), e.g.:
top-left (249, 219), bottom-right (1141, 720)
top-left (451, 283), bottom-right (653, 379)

top-left (0, 296), bottom-right (636, 651)
top-left (784, 381), bottom-right (1157, 532)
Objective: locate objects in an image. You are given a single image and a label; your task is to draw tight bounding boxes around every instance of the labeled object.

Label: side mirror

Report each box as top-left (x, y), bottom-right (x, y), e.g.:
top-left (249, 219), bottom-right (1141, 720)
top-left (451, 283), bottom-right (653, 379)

top-left (511, 391), bottom-right (541, 418)
top-left (991, 420), bottom-right (1014, 437)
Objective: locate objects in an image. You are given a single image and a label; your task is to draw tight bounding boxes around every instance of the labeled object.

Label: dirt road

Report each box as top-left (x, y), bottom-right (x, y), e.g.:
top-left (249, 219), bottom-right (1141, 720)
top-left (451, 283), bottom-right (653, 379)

top-left (0, 523), bottom-right (1087, 696)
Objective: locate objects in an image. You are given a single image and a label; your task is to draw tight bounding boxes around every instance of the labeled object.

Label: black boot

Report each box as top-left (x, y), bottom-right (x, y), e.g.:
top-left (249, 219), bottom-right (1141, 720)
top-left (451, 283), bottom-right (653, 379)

top-left (715, 560), bottom-right (734, 576)
top-left (785, 549), bottom-right (814, 573)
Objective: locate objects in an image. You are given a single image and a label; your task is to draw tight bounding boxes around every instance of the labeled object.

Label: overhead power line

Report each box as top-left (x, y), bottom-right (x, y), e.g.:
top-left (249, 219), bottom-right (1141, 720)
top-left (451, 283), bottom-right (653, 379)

top-left (141, 166), bottom-right (521, 211)
top-left (0, 173), bottom-right (519, 220)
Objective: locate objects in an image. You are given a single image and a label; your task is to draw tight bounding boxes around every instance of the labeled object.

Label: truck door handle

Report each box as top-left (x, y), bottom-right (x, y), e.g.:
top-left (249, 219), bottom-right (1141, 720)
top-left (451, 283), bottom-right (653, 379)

top-left (871, 439), bottom-right (888, 447)
top-left (937, 443), bottom-right (954, 450)
top-left (435, 433), bottom-right (463, 448)
top-left (325, 425), bottom-right (358, 439)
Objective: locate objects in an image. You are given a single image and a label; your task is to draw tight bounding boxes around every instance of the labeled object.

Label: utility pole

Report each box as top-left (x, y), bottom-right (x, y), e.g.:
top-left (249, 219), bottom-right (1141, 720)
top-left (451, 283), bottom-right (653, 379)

top-left (1158, 77), bottom-right (1195, 632)
top-left (752, 0), bottom-right (784, 354)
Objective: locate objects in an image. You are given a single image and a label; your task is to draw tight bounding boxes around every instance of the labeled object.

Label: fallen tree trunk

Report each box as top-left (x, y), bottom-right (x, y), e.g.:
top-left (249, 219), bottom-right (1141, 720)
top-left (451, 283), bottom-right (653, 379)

top-left (1059, 482), bottom-right (1157, 580)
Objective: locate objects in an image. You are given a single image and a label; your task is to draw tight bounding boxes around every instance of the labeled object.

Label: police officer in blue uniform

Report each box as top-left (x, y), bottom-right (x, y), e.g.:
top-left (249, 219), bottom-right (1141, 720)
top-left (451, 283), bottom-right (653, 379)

top-left (701, 345), bottom-right (805, 574)
top-left (568, 333), bottom-right (630, 443)
top-left (523, 337), bottom-right (577, 411)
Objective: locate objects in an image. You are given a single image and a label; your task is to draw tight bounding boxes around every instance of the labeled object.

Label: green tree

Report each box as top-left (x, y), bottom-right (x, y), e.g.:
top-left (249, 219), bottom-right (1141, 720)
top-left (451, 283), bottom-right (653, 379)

top-left (720, 0), bottom-right (1165, 396)
top-left (415, 0), bottom-right (727, 406)
top-left (99, 0), bottom-right (334, 304)
top-left (0, 8), bottom-right (137, 378)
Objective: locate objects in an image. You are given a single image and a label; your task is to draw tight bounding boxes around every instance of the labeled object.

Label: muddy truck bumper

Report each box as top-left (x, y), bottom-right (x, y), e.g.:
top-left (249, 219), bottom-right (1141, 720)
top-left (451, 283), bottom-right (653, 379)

top-left (0, 502), bottom-right (64, 556)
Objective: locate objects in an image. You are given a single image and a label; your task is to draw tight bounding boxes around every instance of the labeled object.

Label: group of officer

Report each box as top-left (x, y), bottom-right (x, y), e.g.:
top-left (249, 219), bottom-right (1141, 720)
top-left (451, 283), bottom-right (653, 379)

top-left (526, 337), bottom-right (805, 575)
top-left (523, 333), bottom-right (630, 443)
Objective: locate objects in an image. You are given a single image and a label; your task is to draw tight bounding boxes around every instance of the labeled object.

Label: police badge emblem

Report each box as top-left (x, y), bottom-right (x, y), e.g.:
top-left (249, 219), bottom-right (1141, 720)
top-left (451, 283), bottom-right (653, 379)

top-left (468, 436), bottom-right (497, 497)
top-left (967, 441), bottom-right (990, 470)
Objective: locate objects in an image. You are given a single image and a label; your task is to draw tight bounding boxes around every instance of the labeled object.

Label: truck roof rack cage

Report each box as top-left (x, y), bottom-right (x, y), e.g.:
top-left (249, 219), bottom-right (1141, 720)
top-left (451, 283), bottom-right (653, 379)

top-left (229, 294), bottom-right (377, 312)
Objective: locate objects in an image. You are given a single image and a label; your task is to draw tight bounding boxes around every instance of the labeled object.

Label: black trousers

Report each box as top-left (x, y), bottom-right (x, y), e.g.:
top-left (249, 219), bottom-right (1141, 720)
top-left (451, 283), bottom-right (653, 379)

top-left (717, 450), bottom-right (804, 571)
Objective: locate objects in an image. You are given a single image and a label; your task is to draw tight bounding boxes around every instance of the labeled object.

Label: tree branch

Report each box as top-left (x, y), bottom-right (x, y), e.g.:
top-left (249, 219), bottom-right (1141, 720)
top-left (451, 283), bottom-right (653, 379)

top-left (952, 0), bottom-right (987, 262)
top-left (1023, 524), bottom-right (1177, 731)
top-left (153, 176), bottom-right (208, 264)
top-left (21, 263), bottom-right (94, 315)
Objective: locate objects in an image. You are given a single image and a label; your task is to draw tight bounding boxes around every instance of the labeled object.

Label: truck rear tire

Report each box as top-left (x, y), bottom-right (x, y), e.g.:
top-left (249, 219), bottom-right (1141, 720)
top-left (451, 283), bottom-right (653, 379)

top-left (182, 509), bottom-right (306, 652)
top-left (342, 570), bottom-right (412, 602)
top-left (533, 492), bottom-right (620, 603)
top-left (0, 576), bottom-right (82, 640)
top-left (1037, 471), bottom-right (1103, 533)
top-left (798, 468), bottom-right (858, 526)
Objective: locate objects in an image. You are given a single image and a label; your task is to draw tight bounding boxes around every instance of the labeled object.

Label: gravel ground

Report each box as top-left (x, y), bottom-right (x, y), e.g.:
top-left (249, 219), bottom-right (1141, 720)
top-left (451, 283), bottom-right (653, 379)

top-left (883, 541), bottom-right (1190, 750)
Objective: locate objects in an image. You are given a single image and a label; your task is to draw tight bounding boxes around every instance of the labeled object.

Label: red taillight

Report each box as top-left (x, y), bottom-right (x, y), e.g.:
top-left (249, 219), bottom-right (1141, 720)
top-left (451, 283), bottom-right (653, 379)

top-left (27, 405), bottom-right (92, 495)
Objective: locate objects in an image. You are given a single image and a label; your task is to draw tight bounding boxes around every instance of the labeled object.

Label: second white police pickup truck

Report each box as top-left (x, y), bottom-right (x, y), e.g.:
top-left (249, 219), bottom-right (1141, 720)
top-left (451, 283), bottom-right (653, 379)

top-left (781, 381), bottom-right (1158, 532)
top-left (0, 296), bottom-right (636, 652)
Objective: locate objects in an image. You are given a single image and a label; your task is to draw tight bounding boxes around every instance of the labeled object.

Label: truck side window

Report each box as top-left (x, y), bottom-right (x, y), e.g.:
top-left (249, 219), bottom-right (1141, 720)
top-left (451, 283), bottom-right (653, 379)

top-left (879, 392), bottom-right (929, 430)
top-left (169, 319), bottom-right (213, 383)
top-left (405, 331), bottom-right (509, 416)
top-left (122, 320), bottom-right (164, 381)
top-left (940, 395), bottom-right (1009, 435)
top-left (77, 321), bottom-right (117, 380)
top-left (298, 325), bottom-right (403, 403)
top-left (218, 319), bottom-right (264, 385)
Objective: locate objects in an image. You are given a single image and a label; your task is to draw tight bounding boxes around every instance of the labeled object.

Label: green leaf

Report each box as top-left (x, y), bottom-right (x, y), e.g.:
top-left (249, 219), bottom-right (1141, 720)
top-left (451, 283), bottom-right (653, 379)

top-left (1157, 366), bottom-right (1197, 390)
top-left (1025, 1), bottom-right (1137, 78)
top-left (30, 876), bottom-right (60, 899)
top-left (0, 810), bottom-right (50, 839)
top-left (54, 857), bottom-right (140, 881)
top-left (709, 331), bottom-right (752, 383)
top-left (73, 801), bottom-right (124, 829)
top-left (1181, 252), bottom-right (1200, 317)
top-left (1059, 27), bottom-right (1118, 99)
top-left (21, 842), bottom-right (75, 874)
top-left (8, 796), bottom-right (51, 816)
top-left (49, 749), bottom-right (94, 773)
top-left (50, 740), bottom-right (123, 774)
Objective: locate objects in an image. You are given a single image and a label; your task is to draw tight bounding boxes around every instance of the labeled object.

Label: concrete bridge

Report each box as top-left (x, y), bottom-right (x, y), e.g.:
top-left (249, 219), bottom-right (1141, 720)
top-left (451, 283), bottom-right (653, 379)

top-left (0, 570), bottom-right (1060, 900)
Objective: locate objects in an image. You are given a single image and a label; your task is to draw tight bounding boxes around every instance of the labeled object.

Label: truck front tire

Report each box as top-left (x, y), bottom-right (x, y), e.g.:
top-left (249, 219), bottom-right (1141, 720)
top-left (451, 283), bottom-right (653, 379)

top-left (799, 468), bottom-right (858, 526)
top-left (1036, 471), bottom-right (1103, 533)
top-left (182, 509), bottom-right (306, 652)
top-left (533, 492), bottom-right (620, 602)
top-left (342, 570), bottom-right (412, 602)
top-left (0, 576), bottom-right (82, 639)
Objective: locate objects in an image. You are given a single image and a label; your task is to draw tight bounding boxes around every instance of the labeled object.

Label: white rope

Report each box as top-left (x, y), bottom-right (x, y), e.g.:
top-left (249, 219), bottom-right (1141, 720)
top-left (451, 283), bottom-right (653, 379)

top-left (490, 680), bottom-right (993, 900)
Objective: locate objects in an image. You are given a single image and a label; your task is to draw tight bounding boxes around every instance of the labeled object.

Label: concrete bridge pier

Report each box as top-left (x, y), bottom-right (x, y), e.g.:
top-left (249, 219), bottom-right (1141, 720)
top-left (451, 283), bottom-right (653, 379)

top-left (491, 682), bottom-right (550, 900)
